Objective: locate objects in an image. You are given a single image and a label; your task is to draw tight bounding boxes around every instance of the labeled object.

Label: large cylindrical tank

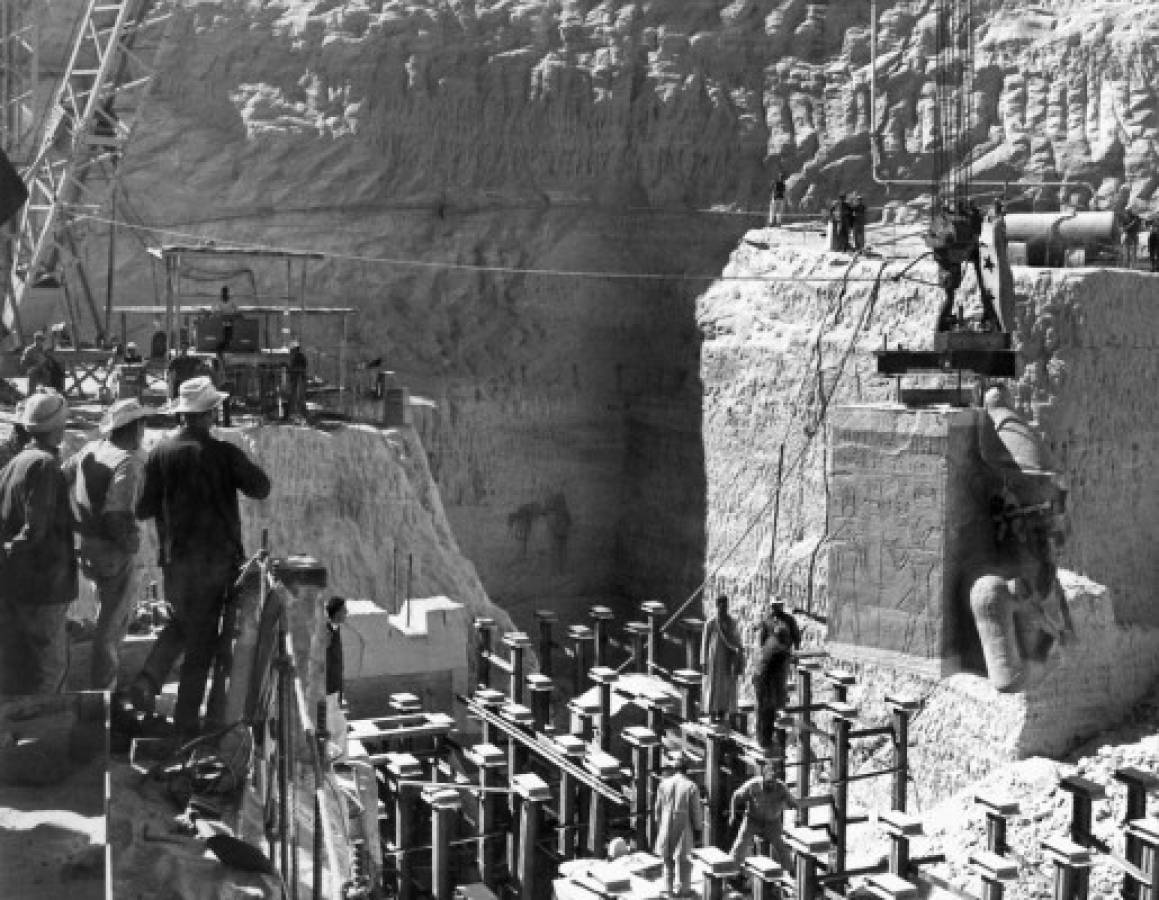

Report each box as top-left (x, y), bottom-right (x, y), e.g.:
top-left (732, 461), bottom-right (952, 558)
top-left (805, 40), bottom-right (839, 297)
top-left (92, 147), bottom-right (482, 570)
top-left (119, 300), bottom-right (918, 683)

top-left (1004, 212), bottom-right (1118, 266)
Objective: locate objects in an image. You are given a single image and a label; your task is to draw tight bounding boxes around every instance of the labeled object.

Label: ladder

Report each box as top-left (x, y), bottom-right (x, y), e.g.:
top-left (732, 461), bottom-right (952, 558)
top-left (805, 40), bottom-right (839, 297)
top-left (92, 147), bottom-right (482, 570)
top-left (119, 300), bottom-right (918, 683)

top-left (3, 0), bottom-right (172, 344)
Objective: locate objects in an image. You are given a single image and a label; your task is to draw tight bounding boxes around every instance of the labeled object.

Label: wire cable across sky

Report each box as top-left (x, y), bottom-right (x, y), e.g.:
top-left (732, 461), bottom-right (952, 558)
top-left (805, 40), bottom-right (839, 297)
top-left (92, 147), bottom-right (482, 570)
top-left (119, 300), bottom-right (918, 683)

top-left (72, 210), bottom-right (923, 286)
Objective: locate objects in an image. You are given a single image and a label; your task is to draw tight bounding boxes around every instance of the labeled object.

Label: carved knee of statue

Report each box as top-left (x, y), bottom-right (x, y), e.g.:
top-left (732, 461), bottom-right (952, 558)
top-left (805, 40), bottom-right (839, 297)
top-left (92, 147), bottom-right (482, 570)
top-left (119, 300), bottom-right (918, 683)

top-left (969, 574), bottom-right (1062, 693)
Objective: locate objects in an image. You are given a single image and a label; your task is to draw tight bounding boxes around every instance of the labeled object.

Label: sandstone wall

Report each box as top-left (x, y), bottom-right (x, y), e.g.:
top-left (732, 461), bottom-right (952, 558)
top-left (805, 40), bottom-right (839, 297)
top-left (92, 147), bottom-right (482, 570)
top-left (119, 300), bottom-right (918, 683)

top-left (54, 420), bottom-right (518, 640)
top-left (699, 234), bottom-right (1159, 632)
top-left (31, 0), bottom-right (1159, 622)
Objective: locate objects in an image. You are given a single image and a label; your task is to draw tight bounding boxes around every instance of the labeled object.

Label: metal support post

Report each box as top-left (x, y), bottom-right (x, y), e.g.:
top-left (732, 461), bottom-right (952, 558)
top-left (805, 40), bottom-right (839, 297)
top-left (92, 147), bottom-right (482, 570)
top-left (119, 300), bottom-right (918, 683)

top-left (503, 631), bottom-right (531, 705)
top-left (467, 744), bottom-right (505, 884)
top-left (590, 606), bottom-right (613, 668)
top-left (567, 625), bottom-right (593, 696)
top-left (826, 669), bottom-right (856, 703)
top-left (704, 723), bottom-right (728, 848)
top-left (314, 699), bottom-right (328, 900)
top-left (691, 847), bottom-right (740, 900)
top-left (680, 617), bottom-right (705, 671)
top-left (553, 735), bottom-right (586, 858)
top-left (475, 618), bottom-right (495, 690)
top-left (386, 753), bottom-right (423, 900)
top-left (829, 704), bottom-right (856, 877)
top-left (474, 688), bottom-right (506, 749)
top-left (786, 827), bottom-right (832, 900)
top-left (424, 786), bottom-right (461, 900)
top-left (672, 668), bottom-right (702, 723)
top-left (865, 873), bottom-right (920, 900)
top-left (623, 726), bottom-right (659, 849)
top-left (795, 663), bottom-right (816, 826)
top-left (527, 673), bottom-right (553, 733)
top-left (585, 749), bottom-right (619, 857)
top-left (501, 703), bottom-right (534, 777)
top-left (590, 667), bottom-right (618, 752)
top-left (1117, 769), bottom-right (1159, 900)
top-left (879, 809), bottom-right (923, 878)
top-left (625, 621), bottom-right (649, 674)
top-left (1061, 774), bottom-right (1107, 900)
top-left (887, 695), bottom-right (920, 812)
top-left (1127, 818), bottom-right (1159, 900)
top-left (641, 600), bottom-right (667, 672)
top-left (513, 774), bottom-right (551, 898)
top-left (744, 856), bottom-right (786, 900)
top-left (1061, 775), bottom-right (1106, 847)
top-left (641, 696), bottom-right (671, 775)
top-left (1042, 836), bottom-right (1093, 900)
top-left (535, 610), bottom-right (557, 677)
top-left (976, 794), bottom-right (1019, 856)
top-left (969, 850), bottom-right (1019, 900)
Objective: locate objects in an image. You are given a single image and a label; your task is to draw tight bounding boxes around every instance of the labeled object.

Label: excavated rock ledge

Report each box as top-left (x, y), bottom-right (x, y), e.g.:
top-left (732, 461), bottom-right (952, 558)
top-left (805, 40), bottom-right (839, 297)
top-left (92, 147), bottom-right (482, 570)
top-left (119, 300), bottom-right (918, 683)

top-left (698, 229), bottom-right (1159, 630)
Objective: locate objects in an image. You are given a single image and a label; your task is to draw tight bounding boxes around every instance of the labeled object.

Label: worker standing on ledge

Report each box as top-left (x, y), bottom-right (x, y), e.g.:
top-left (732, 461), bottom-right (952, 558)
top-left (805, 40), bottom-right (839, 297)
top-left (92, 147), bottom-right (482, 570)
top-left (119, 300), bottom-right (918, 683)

top-left (218, 286), bottom-right (237, 353)
top-left (0, 391), bottom-right (77, 694)
top-left (701, 593), bottom-right (744, 723)
top-left (767, 174), bottom-right (787, 227)
top-left (653, 753), bottom-right (703, 898)
top-left (64, 399), bottom-right (149, 691)
top-left (126, 376), bottom-right (270, 742)
top-left (286, 339), bottom-right (309, 420)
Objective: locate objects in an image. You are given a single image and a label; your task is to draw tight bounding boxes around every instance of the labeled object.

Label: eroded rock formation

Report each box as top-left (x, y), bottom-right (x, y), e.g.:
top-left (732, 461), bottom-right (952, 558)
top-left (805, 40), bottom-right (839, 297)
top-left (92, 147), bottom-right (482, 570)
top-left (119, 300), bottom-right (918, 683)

top-left (27, 0), bottom-right (1159, 620)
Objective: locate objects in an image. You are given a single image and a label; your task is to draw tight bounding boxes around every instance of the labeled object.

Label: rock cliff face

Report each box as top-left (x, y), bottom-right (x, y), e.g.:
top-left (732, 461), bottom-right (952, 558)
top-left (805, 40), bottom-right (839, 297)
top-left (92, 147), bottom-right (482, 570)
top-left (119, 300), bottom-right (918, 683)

top-left (31, 0), bottom-right (1159, 620)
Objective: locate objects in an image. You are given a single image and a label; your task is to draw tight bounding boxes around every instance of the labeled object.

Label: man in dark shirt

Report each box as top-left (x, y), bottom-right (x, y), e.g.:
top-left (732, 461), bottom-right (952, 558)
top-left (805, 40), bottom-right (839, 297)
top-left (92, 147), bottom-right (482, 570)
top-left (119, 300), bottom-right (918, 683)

top-left (128, 376), bottom-right (270, 739)
top-left (167, 343), bottom-right (205, 399)
top-left (325, 596), bottom-right (348, 757)
top-left (0, 392), bottom-right (77, 693)
top-left (286, 340), bottom-right (308, 419)
top-left (752, 622), bottom-right (793, 750)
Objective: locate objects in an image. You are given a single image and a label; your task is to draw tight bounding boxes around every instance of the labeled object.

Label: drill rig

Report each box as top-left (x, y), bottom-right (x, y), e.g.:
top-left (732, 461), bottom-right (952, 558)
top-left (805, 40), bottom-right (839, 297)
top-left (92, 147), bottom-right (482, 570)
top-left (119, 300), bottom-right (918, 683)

top-left (875, 0), bottom-right (1017, 385)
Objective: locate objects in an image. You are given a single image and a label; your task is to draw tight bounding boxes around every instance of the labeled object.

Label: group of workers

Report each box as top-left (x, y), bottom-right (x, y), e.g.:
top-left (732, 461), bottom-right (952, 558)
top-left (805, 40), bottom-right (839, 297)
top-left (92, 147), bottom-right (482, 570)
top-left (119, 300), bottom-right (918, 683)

top-left (0, 376), bottom-right (271, 747)
top-left (1119, 208), bottom-right (1159, 271)
top-left (643, 595), bottom-right (800, 896)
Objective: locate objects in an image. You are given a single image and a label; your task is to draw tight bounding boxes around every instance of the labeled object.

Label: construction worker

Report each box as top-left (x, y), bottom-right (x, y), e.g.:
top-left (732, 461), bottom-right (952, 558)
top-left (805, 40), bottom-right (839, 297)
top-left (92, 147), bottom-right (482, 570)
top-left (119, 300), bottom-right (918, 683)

top-left (0, 400), bottom-right (30, 471)
top-left (768, 174), bottom-right (788, 226)
top-left (1148, 219), bottom-right (1159, 273)
top-left (20, 331), bottom-right (50, 393)
top-left (752, 622), bottom-right (793, 750)
top-left (759, 597), bottom-right (801, 651)
top-left (850, 193), bottom-right (867, 250)
top-left (1122, 208), bottom-right (1142, 267)
top-left (0, 391), bottom-right (77, 694)
top-left (64, 399), bottom-right (149, 691)
top-left (218, 286), bottom-right (236, 352)
top-left (701, 593), bottom-right (744, 722)
top-left (325, 596), bottom-right (349, 758)
top-left (729, 766), bottom-right (792, 867)
top-left (653, 753), bottom-right (703, 898)
top-left (286, 340), bottom-right (309, 419)
top-left (166, 343), bottom-right (205, 399)
top-left (127, 376), bottom-right (270, 741)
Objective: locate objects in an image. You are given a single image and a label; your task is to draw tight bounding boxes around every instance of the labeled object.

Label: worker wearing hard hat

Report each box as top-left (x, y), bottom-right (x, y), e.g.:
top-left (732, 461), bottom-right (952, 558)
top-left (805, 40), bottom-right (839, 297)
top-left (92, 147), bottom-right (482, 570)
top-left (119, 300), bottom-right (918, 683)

top-left (128, 377), bottom-right (270, 741)
top-left (0, 391), bottom-right (77, 693)
top-left (64, 399), bottom-right (150, 691)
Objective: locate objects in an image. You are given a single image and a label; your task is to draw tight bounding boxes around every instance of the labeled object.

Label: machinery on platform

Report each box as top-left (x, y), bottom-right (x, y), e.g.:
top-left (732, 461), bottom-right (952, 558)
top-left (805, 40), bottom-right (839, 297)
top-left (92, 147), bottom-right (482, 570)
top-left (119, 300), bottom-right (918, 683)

top-left (872, 0), bottom-right (1017, 392)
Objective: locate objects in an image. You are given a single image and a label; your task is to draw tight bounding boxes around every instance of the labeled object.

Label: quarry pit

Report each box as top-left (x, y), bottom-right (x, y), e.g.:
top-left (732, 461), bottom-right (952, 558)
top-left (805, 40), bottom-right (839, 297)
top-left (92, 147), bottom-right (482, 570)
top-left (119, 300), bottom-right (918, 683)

top-left (3, 1), bottom-right (1159, 899)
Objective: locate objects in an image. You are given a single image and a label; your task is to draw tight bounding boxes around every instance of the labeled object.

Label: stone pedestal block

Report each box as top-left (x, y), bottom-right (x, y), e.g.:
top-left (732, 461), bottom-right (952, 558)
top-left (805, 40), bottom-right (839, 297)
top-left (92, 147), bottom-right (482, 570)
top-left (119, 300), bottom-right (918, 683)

top-left (826, 404), bottom-right (989, 676)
